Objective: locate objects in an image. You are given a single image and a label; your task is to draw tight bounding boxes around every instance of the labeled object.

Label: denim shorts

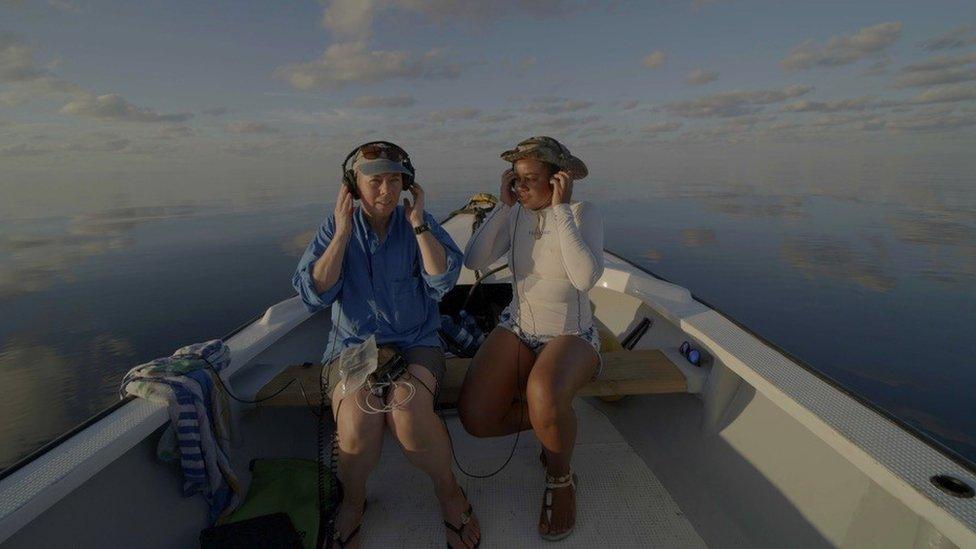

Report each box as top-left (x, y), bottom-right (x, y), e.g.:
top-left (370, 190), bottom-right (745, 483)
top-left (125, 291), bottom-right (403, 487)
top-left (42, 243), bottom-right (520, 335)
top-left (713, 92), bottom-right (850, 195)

top-left (496, 306), bottom-right (603, 378)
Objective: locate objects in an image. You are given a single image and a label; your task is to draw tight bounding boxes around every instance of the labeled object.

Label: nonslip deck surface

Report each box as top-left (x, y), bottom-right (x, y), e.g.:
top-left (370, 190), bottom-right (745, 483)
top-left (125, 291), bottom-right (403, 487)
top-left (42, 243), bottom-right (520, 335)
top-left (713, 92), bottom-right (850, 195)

top-left (238, 399), bottom-right (705, 548)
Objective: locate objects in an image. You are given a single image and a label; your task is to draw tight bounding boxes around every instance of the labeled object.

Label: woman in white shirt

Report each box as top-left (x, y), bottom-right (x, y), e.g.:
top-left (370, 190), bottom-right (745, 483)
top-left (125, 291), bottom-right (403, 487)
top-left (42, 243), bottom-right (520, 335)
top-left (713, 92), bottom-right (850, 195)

top-left (458, 136), bottom-right (604, 541)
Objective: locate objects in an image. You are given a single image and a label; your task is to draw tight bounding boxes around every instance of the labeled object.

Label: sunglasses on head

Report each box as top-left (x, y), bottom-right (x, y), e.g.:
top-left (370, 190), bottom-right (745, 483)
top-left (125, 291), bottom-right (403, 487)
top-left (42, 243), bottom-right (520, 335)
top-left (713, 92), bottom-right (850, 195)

top-left (679, 341), bottom-right (703, 367)
top-left (357, 142), bottom-right (407, 161)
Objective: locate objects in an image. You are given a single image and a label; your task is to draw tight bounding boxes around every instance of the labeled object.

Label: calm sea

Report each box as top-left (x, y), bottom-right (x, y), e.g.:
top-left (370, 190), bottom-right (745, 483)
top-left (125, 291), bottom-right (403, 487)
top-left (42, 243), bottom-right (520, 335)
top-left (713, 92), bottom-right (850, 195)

top-left (2, 156), bottom-right (974, 471)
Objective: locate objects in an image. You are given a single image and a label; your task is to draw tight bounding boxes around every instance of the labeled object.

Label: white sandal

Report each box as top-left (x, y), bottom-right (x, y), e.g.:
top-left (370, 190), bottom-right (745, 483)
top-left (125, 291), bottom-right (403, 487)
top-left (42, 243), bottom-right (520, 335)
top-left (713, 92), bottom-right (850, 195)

top-left (540, 471), bottom-right (578, 541)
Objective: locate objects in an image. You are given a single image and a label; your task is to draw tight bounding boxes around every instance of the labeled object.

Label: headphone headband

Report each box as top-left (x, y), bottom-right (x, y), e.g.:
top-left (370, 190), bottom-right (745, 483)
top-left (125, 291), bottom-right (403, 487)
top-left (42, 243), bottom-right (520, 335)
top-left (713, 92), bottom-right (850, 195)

top-left (341, 140), bottom-right (413, 175)
top-left (340, 140), bottom-right (415, 199)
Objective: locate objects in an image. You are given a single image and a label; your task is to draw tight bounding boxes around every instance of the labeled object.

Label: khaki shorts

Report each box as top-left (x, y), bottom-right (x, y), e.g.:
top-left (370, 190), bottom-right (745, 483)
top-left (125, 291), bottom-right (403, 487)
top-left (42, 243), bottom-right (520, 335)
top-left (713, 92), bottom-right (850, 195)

top-left (325, 345), bottom-right (446, 399)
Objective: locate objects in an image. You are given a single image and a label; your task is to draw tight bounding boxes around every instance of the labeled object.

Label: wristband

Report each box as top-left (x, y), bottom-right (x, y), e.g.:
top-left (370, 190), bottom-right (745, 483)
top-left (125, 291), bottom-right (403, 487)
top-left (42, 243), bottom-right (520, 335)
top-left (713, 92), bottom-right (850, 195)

top-left (413, 222), bottom-right (430, 235)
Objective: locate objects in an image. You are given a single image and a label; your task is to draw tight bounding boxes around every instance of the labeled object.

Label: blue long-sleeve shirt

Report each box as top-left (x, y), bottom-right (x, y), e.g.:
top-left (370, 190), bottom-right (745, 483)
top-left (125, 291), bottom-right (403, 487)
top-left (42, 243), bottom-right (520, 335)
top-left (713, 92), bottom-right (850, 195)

top-left (292, 205), bottom-right (462, 363)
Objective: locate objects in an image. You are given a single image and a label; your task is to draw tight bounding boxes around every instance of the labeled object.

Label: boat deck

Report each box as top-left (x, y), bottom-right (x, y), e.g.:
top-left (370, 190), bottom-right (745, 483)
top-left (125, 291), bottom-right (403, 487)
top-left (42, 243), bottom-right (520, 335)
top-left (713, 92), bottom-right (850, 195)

top-left (236, 398), bottom-right (705, 548)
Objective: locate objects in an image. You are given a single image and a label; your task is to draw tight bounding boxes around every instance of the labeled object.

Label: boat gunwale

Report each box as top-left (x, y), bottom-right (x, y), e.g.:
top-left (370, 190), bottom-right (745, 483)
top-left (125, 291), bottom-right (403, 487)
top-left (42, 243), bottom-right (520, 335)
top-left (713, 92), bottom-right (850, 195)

top-left (0, 311), bottom-right (264, 484)
top-left (603, 247), bottom-right (976, 477)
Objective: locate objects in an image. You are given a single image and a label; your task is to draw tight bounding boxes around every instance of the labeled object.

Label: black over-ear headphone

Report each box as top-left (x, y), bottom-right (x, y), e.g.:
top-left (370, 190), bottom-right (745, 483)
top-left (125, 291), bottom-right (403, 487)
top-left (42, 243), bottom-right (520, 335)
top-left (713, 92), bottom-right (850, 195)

top-left (341, 141), bottom-right (416, 199)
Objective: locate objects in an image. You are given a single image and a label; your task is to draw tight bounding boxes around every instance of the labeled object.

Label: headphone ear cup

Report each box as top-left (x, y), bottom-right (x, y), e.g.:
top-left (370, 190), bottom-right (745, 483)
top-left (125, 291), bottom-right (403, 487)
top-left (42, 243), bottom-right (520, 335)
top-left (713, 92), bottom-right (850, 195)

top-left (343, 171), bottom-right (359, 199)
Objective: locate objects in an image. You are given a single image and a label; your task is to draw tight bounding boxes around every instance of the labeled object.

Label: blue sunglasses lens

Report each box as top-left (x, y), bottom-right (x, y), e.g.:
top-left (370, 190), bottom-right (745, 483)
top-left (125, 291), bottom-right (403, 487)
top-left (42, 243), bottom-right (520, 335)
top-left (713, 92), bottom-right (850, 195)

top-left (688, 349), bottom-right (701, 366)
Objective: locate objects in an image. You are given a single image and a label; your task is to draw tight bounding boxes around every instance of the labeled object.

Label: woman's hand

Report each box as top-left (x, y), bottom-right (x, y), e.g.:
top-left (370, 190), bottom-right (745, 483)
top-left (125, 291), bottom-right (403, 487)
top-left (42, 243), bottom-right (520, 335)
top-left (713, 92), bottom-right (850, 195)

top-left (404, 182), bottom-right (426, 227)
top-left (334, 184), bottom-right (354, 238)
top-left (551, 170), bottom-right (574, 205)
top-left (500, 168), bottom-right (517, 207)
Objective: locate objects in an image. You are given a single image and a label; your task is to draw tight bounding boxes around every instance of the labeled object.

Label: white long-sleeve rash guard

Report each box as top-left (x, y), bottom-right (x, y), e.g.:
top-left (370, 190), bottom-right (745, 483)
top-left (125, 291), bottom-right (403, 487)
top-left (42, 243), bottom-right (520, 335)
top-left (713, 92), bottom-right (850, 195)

top-left (464, 201), bottom-right (605, 336)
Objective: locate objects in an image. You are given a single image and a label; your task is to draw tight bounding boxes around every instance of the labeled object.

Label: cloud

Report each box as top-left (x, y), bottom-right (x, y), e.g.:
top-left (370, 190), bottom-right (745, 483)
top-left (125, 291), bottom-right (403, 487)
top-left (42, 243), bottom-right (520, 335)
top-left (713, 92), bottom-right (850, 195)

top-left (225, 121), bottom-right (281, 134)
top-left (60, 93), bottom-right (193, 123)
top-left (643, 121), bottom-right (682, 133)
top-left (348, 94), bottom-right (416, 108)
top-left (65, 132), bottom-right (131, 152)
top-left (861, 55), bottom-right (891, 76)
top-left (425, 107), bottom-right (481, 123)
top-left (275, 41), bottom-right (461, 90)
top-left (809, 113), bottom-right (882, 128)
top-left (901, 52), bottom-right (976, 73)
top-left (892, 52), bottom-right (976, 89)
top-left (893, 67), bottom-right (976, 89)
top-left (614, 99), bottom-right (639, 110)
top-left (221, 140), bottom-right (286, 157)
top-left (576, 124), bottom-right (616, 139)
top-left (0, 33), bottom-right (49, 82)
top-left (685, 68), bottom-right (718, 85)
top-left (906, 84), bottom-right (976, 105)
top-left (321, 0), bottom-right (572, 38)
top-left (0, 143), bottom-right (51, 157)
top-left (664, 84), bottom-right (813, 118)
top-left (156, 124), bottom-right (194, 139)
top-left (884, 110), bottom-right (976, 133)
top-left (480, 112), bottom-right (517, 123)
top-left (780, 96), bottom-right (893, 113)
top-left (0, 33), bottom-right (85, 106)
top-left (47, 0), bottom-right (85, 13)
top-left (781, 22), bottom-right (902, 70)
top-left (322, 0), bottom-right (378, 39)
top-left (919, 24), bottom-right (976, 51)
top-left (512, 56), bottom-right (537, 77)
top-left (535, 113), bottom-right (600, 130)
top-left (0, 76), bottom-right (83, 106)
top-left (201, 106), bottom-right (228, 116)
top-left (521, 98), bottom-right (594, 115)
top-left (642, 50), bottom-right (667, 69)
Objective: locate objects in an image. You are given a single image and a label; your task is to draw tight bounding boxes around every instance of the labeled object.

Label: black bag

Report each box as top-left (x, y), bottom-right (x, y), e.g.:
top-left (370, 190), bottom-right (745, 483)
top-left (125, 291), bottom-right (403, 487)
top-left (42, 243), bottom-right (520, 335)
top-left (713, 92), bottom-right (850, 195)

top-left (199, 512), bottom-right (303, 548)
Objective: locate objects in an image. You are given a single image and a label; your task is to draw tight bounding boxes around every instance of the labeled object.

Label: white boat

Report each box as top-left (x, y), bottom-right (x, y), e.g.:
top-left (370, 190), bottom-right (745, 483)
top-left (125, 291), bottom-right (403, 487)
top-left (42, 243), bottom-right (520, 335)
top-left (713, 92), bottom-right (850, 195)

top-left (1, 197), bottom-right (974, 548)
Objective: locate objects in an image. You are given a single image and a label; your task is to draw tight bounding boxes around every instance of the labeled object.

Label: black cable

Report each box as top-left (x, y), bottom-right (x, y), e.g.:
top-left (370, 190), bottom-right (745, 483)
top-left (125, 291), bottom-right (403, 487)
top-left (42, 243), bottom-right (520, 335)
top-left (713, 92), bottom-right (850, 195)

top-left (448, 202), bottom-right (526, 480)
top-left (319, 313), bottom-right (342, 549)
top-left (197, 355), bottom-right (297, 404)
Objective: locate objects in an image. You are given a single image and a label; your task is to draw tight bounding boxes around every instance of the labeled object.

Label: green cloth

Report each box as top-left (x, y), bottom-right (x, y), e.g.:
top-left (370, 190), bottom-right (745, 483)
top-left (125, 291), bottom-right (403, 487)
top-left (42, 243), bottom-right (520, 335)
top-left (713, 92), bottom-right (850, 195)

top-left (224, 458), bottom-right (332, 549)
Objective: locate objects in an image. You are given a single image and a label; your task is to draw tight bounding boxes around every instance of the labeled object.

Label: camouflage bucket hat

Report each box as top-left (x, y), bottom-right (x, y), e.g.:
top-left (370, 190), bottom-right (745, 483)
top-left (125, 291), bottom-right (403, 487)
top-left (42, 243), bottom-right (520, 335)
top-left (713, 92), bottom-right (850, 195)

top-left (500, 136), bottom-right (588, 180)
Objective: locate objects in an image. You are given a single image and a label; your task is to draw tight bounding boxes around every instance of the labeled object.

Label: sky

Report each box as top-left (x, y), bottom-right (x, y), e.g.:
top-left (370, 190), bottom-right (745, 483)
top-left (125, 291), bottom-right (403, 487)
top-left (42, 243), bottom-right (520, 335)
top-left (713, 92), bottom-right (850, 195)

top-left (2, 0), bottom-right (976, 469)
top-left (1, 0), bottom-right (975, 206)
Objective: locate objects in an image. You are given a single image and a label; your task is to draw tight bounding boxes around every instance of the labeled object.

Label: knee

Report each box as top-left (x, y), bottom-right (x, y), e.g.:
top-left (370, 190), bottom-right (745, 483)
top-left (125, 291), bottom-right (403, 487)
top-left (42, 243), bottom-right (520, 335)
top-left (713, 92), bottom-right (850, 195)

top-left (526, 376), bottom-right (572, 420)
top-left (458, 402), bottom-right (494, 438)
top-left (338, 421), bottom-right (376, 455)
top-left (388, 392), bottom-right (435, 451)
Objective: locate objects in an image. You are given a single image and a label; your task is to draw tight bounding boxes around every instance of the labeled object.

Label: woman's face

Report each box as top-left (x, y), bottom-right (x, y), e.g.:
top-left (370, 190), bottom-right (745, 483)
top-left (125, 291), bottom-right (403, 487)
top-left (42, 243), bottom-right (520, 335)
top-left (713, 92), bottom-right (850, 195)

top-left (356, 171), bottom-right (402, 221)
top-left (513, 158), bottom-right (554, 210)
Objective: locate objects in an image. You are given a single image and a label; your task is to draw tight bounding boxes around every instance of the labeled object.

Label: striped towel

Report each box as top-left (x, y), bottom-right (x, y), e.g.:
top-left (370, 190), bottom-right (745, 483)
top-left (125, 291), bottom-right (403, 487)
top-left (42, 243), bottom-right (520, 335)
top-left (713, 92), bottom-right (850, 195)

top-left (121, 339), bottom-right (241, 523)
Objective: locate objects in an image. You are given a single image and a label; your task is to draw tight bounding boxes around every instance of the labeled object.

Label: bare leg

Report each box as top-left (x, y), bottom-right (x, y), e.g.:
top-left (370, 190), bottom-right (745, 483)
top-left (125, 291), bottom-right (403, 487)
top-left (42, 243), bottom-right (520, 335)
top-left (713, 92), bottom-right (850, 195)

top-left (525, 336), bottom-right (599, 537)
top-left (386, 364), bottom-right (481, 548)
top-left (331, 384), bottom-right (385, 549)
top-left (457, 327), bottom-right (535, 437)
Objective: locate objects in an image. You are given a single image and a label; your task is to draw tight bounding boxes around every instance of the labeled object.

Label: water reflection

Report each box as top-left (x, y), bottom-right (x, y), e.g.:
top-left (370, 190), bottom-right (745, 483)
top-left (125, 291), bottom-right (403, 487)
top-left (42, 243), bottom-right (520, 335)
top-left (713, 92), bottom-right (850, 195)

top-left (0, 204), bottom-right (199, 301)
top-left (780, 237), bottom-right (895, 292)
top-left (1, 165), bottom-right (974, 472)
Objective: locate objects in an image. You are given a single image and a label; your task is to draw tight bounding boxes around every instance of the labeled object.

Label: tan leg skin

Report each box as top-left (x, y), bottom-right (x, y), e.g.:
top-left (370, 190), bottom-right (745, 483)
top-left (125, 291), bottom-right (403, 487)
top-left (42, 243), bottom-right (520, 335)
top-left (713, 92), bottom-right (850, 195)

top-left (526, 335), bottom-right (599, 538)
top-left (331, 384), bottom-right (386, 549)
top-left (457, 327), bottom-right (536, 437)
top-left (386, 364), bottom-right (481, 548)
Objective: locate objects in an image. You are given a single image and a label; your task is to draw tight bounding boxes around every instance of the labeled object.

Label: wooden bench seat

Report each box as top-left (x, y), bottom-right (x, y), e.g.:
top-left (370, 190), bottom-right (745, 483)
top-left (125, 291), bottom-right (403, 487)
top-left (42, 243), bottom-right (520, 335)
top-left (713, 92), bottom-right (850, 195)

top-left (255, 349), bottom-right (686, 408)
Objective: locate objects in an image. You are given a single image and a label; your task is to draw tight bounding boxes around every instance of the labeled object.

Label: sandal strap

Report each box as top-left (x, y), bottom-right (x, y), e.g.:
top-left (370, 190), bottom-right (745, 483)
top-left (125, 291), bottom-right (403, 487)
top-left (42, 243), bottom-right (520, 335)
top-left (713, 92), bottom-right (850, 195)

top-left (444, 502), bottom-right (473, 532)
top-left (545, 472), bottom-right (575, 489)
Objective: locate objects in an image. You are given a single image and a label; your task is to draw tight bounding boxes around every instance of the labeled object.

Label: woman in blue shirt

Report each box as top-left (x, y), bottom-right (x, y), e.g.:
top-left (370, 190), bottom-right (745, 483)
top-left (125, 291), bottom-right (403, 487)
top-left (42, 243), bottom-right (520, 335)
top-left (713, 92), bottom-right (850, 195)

top-left (292, 142), bottom-right (479, 549)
